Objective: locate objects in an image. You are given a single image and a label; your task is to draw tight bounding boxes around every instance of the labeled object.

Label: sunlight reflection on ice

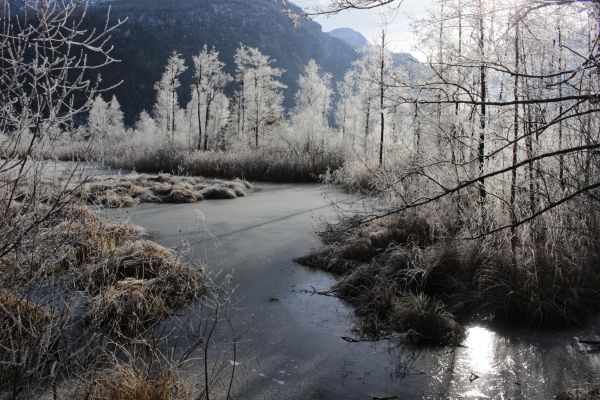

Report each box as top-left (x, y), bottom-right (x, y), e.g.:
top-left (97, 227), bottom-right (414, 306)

top-left (446, 325), bottom-right (499, 399)
top-left (464, 326), bottom-right (496, 375)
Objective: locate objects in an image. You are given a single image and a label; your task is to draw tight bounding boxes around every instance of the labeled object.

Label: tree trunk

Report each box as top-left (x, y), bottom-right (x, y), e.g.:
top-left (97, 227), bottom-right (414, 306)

top-left (477, 0), bottom-right (487, 216)
top-left (379, 29), bottom-right (386, 167)
top-left (510, 17), bottom-right (520, 263)
top-left (204, 95), bottom-right (212, 151)
top-left (558, 25), bottom-right (565, 189)
top-left (171, 84), bottom-right (176, 141)
top-left (197, 85), bottom-right (203, 150)
top-left (364, 99), bottom-right (371, 158)
top-left (254, 75), bottom-right (259, 149)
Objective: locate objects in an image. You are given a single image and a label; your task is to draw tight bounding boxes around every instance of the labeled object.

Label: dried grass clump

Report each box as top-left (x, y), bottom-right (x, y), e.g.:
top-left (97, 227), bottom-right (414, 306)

top-left (149, 182), bottom-right (173, 197)
top-left (56, 206), bottom-right (145, 265)
top-left (0, 291), bottom-right (52, 390)
top-left (326, 244), bottom-right (465, 343)
top-left (298, 214), bottom-right (433, 276)
top-left (390, 293), bottom-right (464, 345)
top-left (201, 185), bottom-right (236, 200)
top-left (82, 241), bottom-right (204, 302)
top-left (555, 387), bottom-right (600, 400)
top-left (301, 202), bottom-right (600, 344)
top-left (297, 248), bottom-right (365, 275)
top-left (0, 290), bottom-right (51, 342)
top-left (84, 362), bottom-right (189, 400)
top-left (334, 262), bottom-right (401, 333)
top-left (477, 237), bottom-right (600, 327)
top-left (168, 185), bottom-right (198, 203)
top-left (79, 174), bottom-right (251, 208)
top-left (0, 183), bottom-right (210, 390)
top-left (96, 191), bottom-right (139, 208)
top-left (81, 241), bottom-right (204, 336)
top-left (418, 241), bottom-right (481, 316)
top-left (220, 180), bottom-right (248, 197)
top-left (0, 206), bottom-right (145, 284)
top-left (85, 278), bottom-right (169, 336)
top-left (136, 190), bottom-right (163, 203)
top-left (233, 178), bottom-right (253, 190)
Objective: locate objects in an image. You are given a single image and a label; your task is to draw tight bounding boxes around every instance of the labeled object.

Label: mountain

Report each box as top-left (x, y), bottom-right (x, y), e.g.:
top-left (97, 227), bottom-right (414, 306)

top-left (329, 28), bottom-right (370, 49)
top-left (81, 0), bottom-right (358, 124)
top-left (392, 52), bottom-right (420, 65)
top-left (328, 27), bottom-right (421, 69)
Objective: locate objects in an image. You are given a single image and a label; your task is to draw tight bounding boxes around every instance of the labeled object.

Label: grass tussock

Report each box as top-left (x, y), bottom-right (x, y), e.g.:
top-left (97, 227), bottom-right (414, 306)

top-left (0, 205), bottom-right (145, 285)
top-left (78, 174), bottom-right (251, 208)
top-left (85, 278), bottom-right (170, 337)
top-left (0, 291), bottom-right (51, 353)
top-left (2, 201), bottom-right (205, 342)
top-left (0, 291), bottom-right (52, 390)
top-left (82, 240), bottom-right (205, 305)
top-left (299, 205), bottom-right (600, 345)
top-left (59, 206), bottom-right (145, 256)
top-left (555, 387), bottom-right (600, 400)
top-left (83, 361), bottom-right (189, 400)
top-left (297, 214), bottom-right (433, 275)
top-left (82, 240), bottom-right (204, 337)
top-left (390, 293), bottom-right (463, 345)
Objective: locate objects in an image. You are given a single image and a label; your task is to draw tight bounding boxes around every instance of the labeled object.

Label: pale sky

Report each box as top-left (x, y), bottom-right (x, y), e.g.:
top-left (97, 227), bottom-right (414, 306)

top-left (292, 0), bottom-right (430, 61)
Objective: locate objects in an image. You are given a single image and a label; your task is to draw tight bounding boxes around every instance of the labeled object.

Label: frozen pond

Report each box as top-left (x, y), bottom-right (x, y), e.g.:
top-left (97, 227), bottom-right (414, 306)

top-left (111, 182), bottom-right (600, 399)
top-left (1, 159), bottom-right (128, 182)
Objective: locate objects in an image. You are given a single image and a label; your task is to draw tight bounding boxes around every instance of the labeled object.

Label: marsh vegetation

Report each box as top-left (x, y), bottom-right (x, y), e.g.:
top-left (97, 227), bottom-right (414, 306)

top-left (1, 0), bottom-right (599, 398)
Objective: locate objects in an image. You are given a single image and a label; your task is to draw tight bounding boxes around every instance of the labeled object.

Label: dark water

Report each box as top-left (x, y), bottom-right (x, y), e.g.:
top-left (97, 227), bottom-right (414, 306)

top-left (111, 182), bottom-right (600, 400)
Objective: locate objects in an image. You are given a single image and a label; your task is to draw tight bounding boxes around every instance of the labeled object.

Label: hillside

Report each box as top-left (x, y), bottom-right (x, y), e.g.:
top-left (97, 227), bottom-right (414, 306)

top-left (85, 0), bottom-right (358, 123)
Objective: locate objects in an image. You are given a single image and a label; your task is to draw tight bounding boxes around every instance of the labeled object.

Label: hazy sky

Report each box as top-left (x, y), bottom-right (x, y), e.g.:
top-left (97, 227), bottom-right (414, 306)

top-left (292, 0), bottom-right (430, 60)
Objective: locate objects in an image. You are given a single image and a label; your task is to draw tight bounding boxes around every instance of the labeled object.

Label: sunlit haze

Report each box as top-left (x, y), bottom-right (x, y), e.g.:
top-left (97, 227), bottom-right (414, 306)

top-left (293, 0), bottom-right (429, 60)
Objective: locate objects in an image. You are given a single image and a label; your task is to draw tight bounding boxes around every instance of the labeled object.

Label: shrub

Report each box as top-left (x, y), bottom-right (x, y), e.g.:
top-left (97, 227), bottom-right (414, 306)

top-left (85, 278), bottom-right (170, 337)
top-left (0, 291), bottom-right (52, 391)
top-left (390, 293), bottom-right (464, 345)
top-left (81, 241), bottom-right (205, 306)
top-left (299, 201), bottom-right (600, 344)
top-left (555, 387), bottom-right (600, 400)
top-left (61, 137), bottom-right (345, 183)
top-left (83, 362), bottom-right (189, 400)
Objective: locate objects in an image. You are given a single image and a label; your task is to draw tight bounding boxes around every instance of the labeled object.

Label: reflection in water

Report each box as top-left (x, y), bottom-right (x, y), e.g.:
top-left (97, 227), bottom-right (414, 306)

top-left (454, 326), bottom-right (498, 398)
top-left (464, 326), bottom-right (496, 375)
top-left (420, 325), bottom-right (505, 398)
top-left (419, 323), bottom-right (600, 399)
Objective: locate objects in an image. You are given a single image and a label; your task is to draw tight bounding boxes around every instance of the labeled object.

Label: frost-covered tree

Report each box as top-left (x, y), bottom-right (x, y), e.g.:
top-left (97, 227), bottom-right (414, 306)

top-left (290, 59), bottom-right (333, 152)
top-left (336, 69), bottom-right (360, 152)
top-left (154, 52), bottom-right (187, 140)
top-left (348, 0), bottom-right (600, 236)
top-left (190, 46), bottom-right (231, 151)
top-left (88, 95), bottom-right (110, 139)
top-left (87, 94), bottom-right (125, 159)
top-left (233, 45), bottom-right (286, 149)
top-left (135, 110), bottom-right (158, 137)
top-left (107, 95), bottom-right (125, 137)
top-left (337, 48), bottom-right (381, 158)
top-left (209, 93), bottom-right (231, 149)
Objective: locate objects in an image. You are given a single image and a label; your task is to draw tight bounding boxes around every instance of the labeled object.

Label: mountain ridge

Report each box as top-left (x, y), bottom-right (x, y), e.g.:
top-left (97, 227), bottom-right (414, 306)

top-left (329, 27), bottom-right (371, 49)
top-left (328, 26), bottom-right (420, 66)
